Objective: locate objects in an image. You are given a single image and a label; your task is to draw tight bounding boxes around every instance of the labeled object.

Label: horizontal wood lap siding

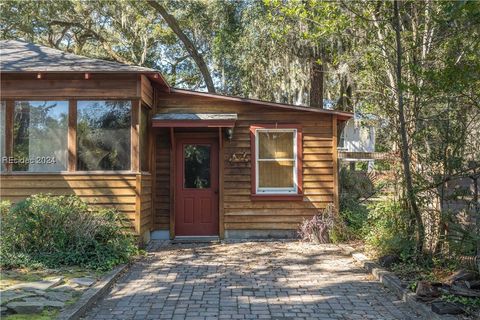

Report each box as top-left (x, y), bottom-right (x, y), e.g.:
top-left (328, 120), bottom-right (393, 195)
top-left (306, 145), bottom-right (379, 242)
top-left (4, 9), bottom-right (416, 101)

top-left (136, 173), bottom-right (153, 238)
top-left (1, 78), bottom-right (138, 99)
top-left (155, 91), bottom-right (335, 232)
top-left (224, 114), bottom-right (333, 230)
top-left (0, 174), bottom-right (138, 225)
top-left (153, 130), bottom-right (170, 230)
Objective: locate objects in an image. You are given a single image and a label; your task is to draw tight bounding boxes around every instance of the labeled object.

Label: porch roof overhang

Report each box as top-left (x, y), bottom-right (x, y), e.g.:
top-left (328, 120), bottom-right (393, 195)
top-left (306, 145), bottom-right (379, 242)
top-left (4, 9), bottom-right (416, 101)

top-left (152, 113), bottom-right (237, 128)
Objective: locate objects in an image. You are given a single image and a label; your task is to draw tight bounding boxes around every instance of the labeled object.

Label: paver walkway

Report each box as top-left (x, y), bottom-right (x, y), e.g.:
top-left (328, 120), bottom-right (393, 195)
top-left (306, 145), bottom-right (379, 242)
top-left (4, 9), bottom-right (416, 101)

top-left (85, 241), bottom-right (423, 320)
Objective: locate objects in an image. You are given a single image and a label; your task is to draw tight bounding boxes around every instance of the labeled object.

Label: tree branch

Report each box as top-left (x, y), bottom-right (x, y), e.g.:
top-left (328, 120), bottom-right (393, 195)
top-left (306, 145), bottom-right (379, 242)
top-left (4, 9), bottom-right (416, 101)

top-left (147, 0), bottom-right (215, 92)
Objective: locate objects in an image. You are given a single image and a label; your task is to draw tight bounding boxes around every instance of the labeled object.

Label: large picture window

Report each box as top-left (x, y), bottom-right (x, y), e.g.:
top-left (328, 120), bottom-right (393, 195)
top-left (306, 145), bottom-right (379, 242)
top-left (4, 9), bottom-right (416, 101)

top-left (77, 100), bottom-right (131, 171)
top-left (13, 101), bottom-right (69, 172)
top-left (252, 127), bottom-right (301, 194)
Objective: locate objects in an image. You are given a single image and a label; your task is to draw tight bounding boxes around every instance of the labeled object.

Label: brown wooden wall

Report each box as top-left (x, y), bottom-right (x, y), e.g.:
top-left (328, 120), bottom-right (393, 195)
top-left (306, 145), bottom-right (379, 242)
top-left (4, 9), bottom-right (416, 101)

top-left (0, 174), bottom-right (137, 220)
top-left (153, 129), bottom-right (171, 230)
top-left (0, 73), bottom-right (154, 107)
top-left (153, 92), bottom-right (337, 232)
top-left (0, 173), bottom-right (152, 238)
top-left (136, 173), bottom-right (153, 240)
top-left (223, 118), bottom-right (334, 230)
top-left (0, 72), bottom-right (156, 240)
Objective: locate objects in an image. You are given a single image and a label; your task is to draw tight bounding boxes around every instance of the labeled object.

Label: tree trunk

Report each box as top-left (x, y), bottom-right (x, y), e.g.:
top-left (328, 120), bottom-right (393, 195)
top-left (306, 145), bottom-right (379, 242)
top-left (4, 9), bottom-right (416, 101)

top-left (472, 170), bottom-right (479, 271)
top-left (147, 0), bottom-right (215, 92)
top-left (309, 58), bottom-right (324, 108)
top-left (393, 0), bottom-right (425, 254)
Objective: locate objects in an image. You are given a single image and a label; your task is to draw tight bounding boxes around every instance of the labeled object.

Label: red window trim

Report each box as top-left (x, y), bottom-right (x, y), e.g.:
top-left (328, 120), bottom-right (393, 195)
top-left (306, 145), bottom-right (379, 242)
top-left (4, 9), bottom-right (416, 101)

top-left (249, 124), bottom-right (303, 201)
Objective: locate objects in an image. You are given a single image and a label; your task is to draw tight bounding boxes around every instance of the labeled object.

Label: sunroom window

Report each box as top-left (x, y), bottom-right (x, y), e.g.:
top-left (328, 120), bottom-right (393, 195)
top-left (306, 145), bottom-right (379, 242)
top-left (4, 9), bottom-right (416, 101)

top-left (255, 129), bottom-right (298, 193)
top-left (77, 100), bottom-right (131, 171)
top-left (13, 101), bottom-right (69, 172)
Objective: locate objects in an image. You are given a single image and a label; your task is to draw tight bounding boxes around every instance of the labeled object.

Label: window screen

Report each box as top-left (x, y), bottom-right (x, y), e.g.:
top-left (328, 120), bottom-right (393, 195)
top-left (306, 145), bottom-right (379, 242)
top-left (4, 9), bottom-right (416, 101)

top-left (13, 101), bottom-right (68, 172)
top-left (77, 100), bottom-right (131, 171)
top-left (256, 129), bottom-right (297, 193)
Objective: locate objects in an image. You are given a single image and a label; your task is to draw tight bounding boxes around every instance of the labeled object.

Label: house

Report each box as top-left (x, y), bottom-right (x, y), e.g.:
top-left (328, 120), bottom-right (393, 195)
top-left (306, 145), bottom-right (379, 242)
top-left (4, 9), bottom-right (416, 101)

top-left (338, 114), bottom-right (377, 171)
top-left (0, 40), bottom-right (352, 241)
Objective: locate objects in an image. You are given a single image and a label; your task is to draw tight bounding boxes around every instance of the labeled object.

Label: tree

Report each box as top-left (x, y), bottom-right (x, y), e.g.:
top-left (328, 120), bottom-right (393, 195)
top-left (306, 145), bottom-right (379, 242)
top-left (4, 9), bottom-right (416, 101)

top-left (146, 0), bottom-right (215, 92)
top-left (392, 0), bottom-right (424, 253)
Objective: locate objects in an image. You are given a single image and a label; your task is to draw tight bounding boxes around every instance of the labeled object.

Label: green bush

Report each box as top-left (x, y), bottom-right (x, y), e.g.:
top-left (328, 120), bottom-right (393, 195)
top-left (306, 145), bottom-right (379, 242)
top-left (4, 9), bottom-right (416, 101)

top-left (338, 168), bottom-right (372, 239)
top-left (0, 200), bottom-right (11, 216)
top-left (0, 194), bottom-right (139, 270)
top-left (363, 199), bottom-right (415, 258)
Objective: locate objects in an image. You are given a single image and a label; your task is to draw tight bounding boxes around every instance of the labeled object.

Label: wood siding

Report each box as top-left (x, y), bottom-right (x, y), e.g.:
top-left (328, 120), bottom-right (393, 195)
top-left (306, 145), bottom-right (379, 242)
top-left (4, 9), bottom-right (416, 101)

top-left (154, 92), bottom-right (336, 232)
top-left (1, 73), bottom-right (153, 107)
top-left (153, 129), bottom-right (171, 230)
top-left (1, 79), bottom-right (138, 99)
top-left (0, 174), bottom-right (137, 220)
top-left (140, 75), bottom-right (154, 107)
top-left (0, 73), bottom-right (156, 240)
top-left (136, 173), bottom-right (153, 240)
top-left (0, 173), bottom-right (152, 238)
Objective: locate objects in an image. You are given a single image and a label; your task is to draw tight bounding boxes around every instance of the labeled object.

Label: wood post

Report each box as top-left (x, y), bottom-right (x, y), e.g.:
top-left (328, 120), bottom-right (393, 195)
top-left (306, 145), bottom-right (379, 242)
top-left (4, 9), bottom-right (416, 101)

top-left (135, 174), bottom-right (142, 235)
top-left (4, 100), bottom-right (14, 172)
top-left (332, 115), bottom-right (339, 210)
top-left (131, 100), bottom-right (140, 172)
top-left (219, 127), bottom-right (225, 239)
top-left (169, 128), bottom-right (175, 239)
top-left (68, 100), bottom-right (77, 171)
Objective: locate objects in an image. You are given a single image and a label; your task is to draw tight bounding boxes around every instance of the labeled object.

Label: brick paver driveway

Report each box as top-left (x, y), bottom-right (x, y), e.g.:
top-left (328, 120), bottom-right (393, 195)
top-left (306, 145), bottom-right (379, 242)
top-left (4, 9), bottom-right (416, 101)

top-left (85, 241), bottom-right (423, 320)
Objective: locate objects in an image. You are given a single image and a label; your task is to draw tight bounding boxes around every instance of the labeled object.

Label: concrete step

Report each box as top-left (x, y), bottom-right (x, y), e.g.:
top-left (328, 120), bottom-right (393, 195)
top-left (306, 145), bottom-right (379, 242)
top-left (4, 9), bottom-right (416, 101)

top-left (172, 236), bottom-right (220, 244)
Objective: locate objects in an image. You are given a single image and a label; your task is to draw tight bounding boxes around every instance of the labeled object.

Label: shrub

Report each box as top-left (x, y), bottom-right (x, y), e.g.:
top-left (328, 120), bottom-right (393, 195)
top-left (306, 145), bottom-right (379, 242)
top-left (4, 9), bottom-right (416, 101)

top-left (363, 199), bottom-right (415, 258)
top-left (339, 197), bottom-right (369, 239)
top-left (338, 168), bottom-right (373, 239)
top-left (298, 205), bottom-right (347, 243)
top-left (0, 194), bottom-right (139, 270)
top-left (0, 200), bottom-right (11, 216)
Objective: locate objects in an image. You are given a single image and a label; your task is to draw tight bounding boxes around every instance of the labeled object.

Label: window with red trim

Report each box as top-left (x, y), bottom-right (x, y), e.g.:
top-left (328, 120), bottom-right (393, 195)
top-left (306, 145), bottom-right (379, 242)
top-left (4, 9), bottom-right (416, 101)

top-left (250, 125), bottom-right (303, 198)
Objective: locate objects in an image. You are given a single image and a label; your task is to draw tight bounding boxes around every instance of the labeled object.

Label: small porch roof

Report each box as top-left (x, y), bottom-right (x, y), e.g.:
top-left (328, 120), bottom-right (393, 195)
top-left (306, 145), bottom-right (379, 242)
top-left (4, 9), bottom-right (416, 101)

top-left (152, 113), bottom-right (237, 128)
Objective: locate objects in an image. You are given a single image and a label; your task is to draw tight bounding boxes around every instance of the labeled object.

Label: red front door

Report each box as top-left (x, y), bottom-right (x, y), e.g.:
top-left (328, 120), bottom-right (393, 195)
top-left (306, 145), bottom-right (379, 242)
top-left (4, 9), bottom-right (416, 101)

top-left (175, 137), bottom-right (219, 236)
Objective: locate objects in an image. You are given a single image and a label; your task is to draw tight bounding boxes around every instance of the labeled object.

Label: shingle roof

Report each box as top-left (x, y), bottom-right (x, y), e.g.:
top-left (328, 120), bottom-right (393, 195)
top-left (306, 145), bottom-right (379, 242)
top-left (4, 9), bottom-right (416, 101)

top-left (0, 39), bottom-right (157, 73)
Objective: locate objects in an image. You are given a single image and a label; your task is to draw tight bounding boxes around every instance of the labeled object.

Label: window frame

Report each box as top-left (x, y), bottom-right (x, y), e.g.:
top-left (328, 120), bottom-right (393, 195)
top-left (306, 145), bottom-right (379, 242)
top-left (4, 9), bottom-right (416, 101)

top-left (250, 124), bottom-right (303, 200)
top-left (0, 98), bottom-right (140, 175)
top-left (76, 100), bottom-right (133, 172)
top-left (12, 100), bottom-right (70, 173)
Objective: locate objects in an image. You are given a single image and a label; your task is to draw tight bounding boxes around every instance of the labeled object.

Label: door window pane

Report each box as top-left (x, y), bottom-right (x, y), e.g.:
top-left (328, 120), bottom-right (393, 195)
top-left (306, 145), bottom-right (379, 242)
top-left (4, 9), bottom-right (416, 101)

top-left (184, 144), bottom-right (211, 189)
top-left (13, 101), bottom-right (68, 172)
top-left (77, 101), bottom-right (131, 171)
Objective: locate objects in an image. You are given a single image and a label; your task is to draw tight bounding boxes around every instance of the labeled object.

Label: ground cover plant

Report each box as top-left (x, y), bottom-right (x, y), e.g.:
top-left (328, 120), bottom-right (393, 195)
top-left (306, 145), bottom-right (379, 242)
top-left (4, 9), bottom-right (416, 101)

top-left (0, 194), bottom-right (139, 271)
